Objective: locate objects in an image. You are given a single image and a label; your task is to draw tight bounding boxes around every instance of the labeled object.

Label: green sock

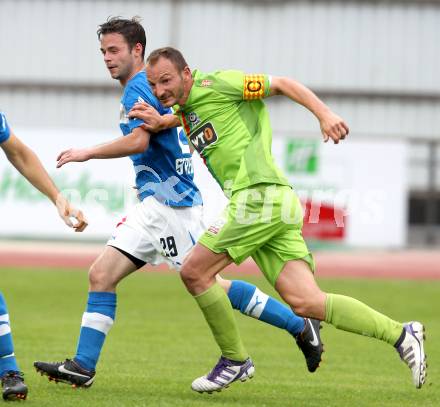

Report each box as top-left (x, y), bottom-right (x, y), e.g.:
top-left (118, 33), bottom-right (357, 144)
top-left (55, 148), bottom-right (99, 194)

top-left (325, 293), bottom-right (404, 345)
top-left (194, 282), bottom-right (248, 361)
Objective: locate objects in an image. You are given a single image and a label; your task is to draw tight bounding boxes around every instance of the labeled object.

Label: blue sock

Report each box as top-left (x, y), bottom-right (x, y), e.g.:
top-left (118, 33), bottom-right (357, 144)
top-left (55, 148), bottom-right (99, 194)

top-left (227, 280), bottom-right (305, 336)
top-left (74, 292), bottom-right (116, 371)
top-left (0, 292), bottom-right (19, 376)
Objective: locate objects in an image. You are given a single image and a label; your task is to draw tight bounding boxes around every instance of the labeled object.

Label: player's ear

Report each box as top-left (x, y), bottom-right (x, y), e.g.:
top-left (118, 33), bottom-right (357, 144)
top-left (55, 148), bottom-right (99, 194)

top-left (134, 42), bottom-right (143, 57)
top-left (182, 66), bottom-right (192, 81)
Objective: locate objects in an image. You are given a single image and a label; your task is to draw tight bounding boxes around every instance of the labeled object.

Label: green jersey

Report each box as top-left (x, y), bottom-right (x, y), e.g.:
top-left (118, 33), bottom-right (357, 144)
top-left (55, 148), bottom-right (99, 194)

top-left (174, 69), bottom-right (290, 194)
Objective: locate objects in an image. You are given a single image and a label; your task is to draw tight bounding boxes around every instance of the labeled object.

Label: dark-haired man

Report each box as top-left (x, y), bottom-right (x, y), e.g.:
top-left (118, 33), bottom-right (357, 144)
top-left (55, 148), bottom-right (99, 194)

top-left (34, 17), bottom-right (323, 390)
top-left (0, 112), bottom-right (87, 401)
top-left (129, 46), bottom-right (427, 392)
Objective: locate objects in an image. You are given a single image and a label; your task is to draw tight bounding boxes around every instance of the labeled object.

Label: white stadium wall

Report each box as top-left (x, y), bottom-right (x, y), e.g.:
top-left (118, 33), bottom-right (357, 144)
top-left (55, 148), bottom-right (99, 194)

top-left (1, 0), bottom-right (439, 91)
top-left (0, 128), bottom-right (408, 248)
top-left (1, 0), bottom-right (438, 137)
top-left (0, 0), bottom-right (439, 245)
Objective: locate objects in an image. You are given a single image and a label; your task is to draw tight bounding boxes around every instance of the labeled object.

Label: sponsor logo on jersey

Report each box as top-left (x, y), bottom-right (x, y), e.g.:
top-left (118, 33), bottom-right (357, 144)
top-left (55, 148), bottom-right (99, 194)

top-left (177, 130), bottom-right (191, 154)
top-left (0, 113), bottom-right (6, 132)
top-left (180, 111), bottom-right (202, 134)
top-left (200, 79), bottom-right (213, 87)
top-left (119, 103), bottom-right (129, 124)
top-left (120, 97), bottom-right (145, 126)
top-left (187, 112), bottom-right (201, 127)
top-left (175, 157), bottom-right (194, 175)
top-left (189, 122), bottom-right (218, 153)
top-left (243, 74), bottom-right (265, 100)
top-left (134, 164), bottom-right (192, 204)
top-left (208, 218), bottom-right (226, 235)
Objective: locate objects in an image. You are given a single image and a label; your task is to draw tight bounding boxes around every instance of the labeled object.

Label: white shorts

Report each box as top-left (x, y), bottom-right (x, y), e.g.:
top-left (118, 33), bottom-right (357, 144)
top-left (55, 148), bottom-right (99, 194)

top-left (107, 196), bottom-right (205, 270)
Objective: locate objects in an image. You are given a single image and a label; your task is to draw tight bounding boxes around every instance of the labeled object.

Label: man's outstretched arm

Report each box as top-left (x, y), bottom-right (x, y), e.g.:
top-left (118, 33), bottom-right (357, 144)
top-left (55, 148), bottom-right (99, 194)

top-left (128, 102), bottom-right (180, 132)
top-left (56, 127), bottom-right (150, 168)
top-left (269, 76), bottom-right (349, 144)
top-left (1, 131), bottom-right (87, 232)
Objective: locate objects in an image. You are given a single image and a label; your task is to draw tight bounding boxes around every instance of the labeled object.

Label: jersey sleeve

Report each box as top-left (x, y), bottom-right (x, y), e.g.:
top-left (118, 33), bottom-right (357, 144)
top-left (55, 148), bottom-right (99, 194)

top-left (242, 73), bottom-right (271, 100)
top-left (0, 112), bottom-right (11, 143)
top-left (214, 70), bottom-right (271, 101)
top-left (123, 82), bottom-right (165, 132)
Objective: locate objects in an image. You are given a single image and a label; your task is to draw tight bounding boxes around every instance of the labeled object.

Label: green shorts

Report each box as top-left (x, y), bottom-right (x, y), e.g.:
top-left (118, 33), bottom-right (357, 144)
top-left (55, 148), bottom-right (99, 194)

top-left (199, 184), bottom-right (315, 286)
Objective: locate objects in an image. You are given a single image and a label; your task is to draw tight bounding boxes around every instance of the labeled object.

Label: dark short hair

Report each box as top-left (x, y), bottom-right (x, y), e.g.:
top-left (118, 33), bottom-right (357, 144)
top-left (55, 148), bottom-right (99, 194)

top-left (146, 47), bottom-right (188, 72)
top-left (97, 16), bottom-right (146, 58)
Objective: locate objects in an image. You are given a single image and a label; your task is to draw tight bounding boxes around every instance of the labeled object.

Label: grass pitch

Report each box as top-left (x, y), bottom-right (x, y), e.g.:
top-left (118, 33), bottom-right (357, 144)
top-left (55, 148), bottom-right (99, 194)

top-left (1, 267), bottom-right (439, 406)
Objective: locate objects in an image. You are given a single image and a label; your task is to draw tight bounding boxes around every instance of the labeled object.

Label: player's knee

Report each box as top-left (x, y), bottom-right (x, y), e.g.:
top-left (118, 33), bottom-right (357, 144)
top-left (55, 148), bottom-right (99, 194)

top-left (180, 261), bottom-right (200, 286)
top-left (291, 301), bottom-right (312, 317)
top-left (284, 294), bottom-right (321, 317)
top-left (180, 257), bottom-right (206, 289)
top-left (88, 261), bottom-right (113, 290)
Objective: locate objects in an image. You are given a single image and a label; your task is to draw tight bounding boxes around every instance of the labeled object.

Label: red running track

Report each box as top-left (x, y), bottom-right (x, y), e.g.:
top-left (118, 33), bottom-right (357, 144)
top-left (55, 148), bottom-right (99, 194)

top-left (0, 243), bottom-right (439, 280)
